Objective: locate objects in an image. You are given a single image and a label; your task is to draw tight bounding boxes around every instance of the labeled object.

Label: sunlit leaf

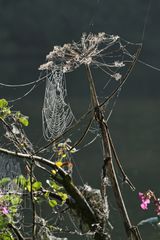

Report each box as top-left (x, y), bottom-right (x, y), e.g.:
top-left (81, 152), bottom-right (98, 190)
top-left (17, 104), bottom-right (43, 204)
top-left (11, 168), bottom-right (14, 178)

top-left (9, 206), bottom-right (18, 214)
top-left (32, 181), bottom-right (42, 191)
top-left (26, 181), bottom-right (31, 192)
top-left (10, 195), bottom-right (22, 206)
top-left (14, 175), bottom-right (27, 188)
top-left (46, 180), bottom-right (62, 191)
top-left (49, 199), bottom-right (57, 208)
top-left (19, 116), bottom-right (29, 126)
top-left (0, 231), bottom-right (14, 240)
top-left (0, 177), bottom-right (10, 186)
top-left (0, 99), bottom-right (8, 108)
top-left (44, 191), bottom-right (49, 199)
top-left (57, 192), bottom-right (68, 202)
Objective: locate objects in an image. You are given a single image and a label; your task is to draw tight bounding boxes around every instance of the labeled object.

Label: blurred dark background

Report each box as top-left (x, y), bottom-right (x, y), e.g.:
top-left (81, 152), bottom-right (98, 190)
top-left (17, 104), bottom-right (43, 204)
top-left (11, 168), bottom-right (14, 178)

top-left (0, 0), bottom-right (160, 239)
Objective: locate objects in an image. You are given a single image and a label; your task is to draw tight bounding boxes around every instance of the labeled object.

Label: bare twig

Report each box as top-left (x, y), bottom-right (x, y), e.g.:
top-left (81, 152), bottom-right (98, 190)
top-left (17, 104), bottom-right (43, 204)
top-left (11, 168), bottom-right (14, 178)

top-left (70, 117), bottom-right (94, 151)
top-left (85, 63), bottom-right (142, 240)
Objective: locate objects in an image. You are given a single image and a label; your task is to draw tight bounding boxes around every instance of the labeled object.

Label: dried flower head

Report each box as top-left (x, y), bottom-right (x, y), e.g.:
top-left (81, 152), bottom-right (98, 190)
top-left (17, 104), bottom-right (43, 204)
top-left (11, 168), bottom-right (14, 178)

top-left (39, 32), bottom-right (127, 81)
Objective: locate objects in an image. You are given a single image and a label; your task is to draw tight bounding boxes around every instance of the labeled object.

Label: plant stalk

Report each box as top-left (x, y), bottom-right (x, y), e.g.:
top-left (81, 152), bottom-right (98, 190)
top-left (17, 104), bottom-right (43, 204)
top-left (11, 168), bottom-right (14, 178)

top-left (85, 64), bottom-right (142, 240)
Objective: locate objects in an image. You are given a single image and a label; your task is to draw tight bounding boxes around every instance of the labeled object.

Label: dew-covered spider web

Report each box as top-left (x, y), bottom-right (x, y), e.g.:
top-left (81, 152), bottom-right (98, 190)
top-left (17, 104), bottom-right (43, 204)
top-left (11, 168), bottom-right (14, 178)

top-left (40, 33), bottom-right (138, 142)
top-left (0, 153), bottom-right (23, 229)
top-left (0, 154), bottom-right (21, 179)
top-left (42, 66), bottom-right (75, 141)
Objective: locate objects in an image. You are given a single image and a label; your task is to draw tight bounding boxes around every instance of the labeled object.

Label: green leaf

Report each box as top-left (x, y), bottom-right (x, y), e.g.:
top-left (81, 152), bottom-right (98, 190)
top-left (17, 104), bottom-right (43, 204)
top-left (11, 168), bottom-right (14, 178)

top-left (15, 111), bottom-right (21, 118)
top-left (32, 181), bottom-right (42, 191)
top-left (0, 177), bottom-right (11, 186)
top-left (44, 191), bottom-right (49, 199)
top-left (0, 99), bottom-right (8, 108)
top-left (10, 195), bottom-right (22, 206)
top-left (0, 231), bottom-right (14, 240)
top-left (9, 206), bottom-right (18, 214)
top-left (0, 215), bottom-right (8, 229)
top-left (14, 175), bottom-right (27, 188)
top-left (19, 116), bottom-right (29, 126)
top-left (26, 181), bottom-right (31, 192)
top-left (46, 180), bottom-right (62, 191)
top-left (48, 199), bottom-right (57, 208)
top-left (57, 192), bottom-right (68, 202)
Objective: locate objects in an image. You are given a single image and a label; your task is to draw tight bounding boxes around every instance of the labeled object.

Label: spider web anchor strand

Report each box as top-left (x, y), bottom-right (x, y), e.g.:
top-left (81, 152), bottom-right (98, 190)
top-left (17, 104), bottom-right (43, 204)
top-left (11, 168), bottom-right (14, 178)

top-left (42, 66), bottom-right (75, 141)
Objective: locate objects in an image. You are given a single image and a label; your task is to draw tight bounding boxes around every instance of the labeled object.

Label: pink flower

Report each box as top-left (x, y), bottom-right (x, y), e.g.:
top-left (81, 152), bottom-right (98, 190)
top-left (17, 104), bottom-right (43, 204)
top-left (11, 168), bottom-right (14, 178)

top-left (1, 206), bottom-right (9, 215)
top-left (138, 192), bottom-right (151, 210)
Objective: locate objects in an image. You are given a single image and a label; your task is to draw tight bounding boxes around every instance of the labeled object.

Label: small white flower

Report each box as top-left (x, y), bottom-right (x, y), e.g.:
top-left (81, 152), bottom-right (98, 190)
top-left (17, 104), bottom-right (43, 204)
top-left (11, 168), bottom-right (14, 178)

top-left (112, 73), bottom-right (122, 81)
top-left (114, 61), bottom-right (125, 68)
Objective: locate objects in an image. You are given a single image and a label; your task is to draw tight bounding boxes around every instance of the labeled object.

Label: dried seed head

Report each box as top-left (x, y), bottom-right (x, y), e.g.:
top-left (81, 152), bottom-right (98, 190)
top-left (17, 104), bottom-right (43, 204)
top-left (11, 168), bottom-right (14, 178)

top-left (39, 32), bottom-right (121, 75)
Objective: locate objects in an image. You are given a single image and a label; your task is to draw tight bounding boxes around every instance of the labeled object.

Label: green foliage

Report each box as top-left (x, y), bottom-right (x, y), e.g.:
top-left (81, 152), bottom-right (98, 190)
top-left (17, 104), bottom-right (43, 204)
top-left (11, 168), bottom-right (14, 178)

top-left (18, 116), bottom-right (29, 126)
top-left (15, 175), bottom-right (42, 192)
top-left (0, 99), bottom-right (11, 119)
top-left (15, 112), bottom-right (29, 126)
top-left (0, 215), bottom-right (8, 229)
top-left (0, 231), bottom-right (14, 240)
top-left (10, 195), bottom-right (22, 206)
top-left (0, 99), bottom-right (8, 108)
top-left (0, 178), bottom-right (22, 220)
top-left (0, 177), bottom-right (11, 186)
top-left (25, 179), bottom-right (41, 192)
top-left (46, 179), bottom-right (68, 206)
top-left (46, 180), bottom-right (62, 191)
top-left (48, 199), bottom-right (57, 208)
top-left (32, 181), bottom-right (42, 191)
top-left (14, 175), bottom-right (27, 187)
top-left (0, 177), bottom-right (23, 240)
top-left (57, 192), bottom-right (68, 202)
top-left (0, 98), bottom-right (29, 126)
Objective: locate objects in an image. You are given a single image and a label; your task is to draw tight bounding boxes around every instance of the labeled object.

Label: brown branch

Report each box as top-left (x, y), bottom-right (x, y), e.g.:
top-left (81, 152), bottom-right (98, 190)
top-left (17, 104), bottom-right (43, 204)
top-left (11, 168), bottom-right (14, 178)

top-left (85, 63), bottom-right (142, 240)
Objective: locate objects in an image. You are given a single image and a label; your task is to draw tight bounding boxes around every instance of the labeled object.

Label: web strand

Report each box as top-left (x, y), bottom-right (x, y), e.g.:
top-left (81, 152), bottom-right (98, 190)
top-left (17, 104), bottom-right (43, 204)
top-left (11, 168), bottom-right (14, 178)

top-left (42, 66), bottom-right (75, 140)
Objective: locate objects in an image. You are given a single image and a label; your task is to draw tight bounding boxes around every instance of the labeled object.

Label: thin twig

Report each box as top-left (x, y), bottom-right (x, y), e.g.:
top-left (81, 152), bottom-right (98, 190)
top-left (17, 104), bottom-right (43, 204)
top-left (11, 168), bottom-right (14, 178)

top-left (70, 117), bottom-right (94, 151)
top-left (99, 44), bottom-right (142, 108)
top-left (34, 109), bottom-right (92, 155)
top-left (107, 128), bottom-right (135, 191)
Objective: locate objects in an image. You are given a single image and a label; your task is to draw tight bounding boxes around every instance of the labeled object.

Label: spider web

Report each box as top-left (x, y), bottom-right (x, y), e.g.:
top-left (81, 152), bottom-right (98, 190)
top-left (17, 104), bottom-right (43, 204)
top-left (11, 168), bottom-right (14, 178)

top-left (42, 66), bottom-right (75, 141)
top-left (0, 154), bottom-right (21, 179)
